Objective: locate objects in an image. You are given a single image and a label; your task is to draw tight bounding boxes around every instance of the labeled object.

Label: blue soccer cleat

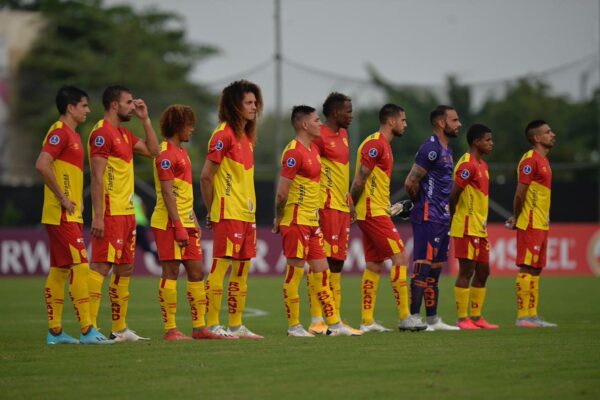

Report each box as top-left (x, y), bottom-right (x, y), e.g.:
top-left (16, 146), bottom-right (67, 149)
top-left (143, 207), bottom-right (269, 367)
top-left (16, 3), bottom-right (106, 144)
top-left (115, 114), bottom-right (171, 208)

top-left (80, 327), bottom-right (115, 344)
top-left (47, 331), bottom-right (79, 345)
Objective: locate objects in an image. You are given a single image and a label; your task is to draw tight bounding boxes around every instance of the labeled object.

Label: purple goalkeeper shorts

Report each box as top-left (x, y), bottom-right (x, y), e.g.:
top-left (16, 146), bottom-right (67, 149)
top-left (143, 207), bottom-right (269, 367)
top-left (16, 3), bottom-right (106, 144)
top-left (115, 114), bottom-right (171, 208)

top-left (412, 221), bottom-right (450, 263)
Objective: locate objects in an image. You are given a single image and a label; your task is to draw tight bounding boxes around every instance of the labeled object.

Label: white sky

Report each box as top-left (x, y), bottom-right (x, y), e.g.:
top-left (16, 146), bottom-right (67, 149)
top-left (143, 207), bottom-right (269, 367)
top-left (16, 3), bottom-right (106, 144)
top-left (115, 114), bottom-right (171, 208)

top-left (106, 0), bottom-right (600, 110)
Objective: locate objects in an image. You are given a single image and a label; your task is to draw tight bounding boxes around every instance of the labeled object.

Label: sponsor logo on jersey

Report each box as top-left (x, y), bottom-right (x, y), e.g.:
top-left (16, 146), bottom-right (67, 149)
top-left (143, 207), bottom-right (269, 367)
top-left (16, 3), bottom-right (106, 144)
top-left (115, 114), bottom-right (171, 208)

top-left (286, 157), bottom-right (296, 167)
top-left (461, 169), bottom-right (470, 179)
top-left (523, 165), bottom-right (532, 175)
top-left (368, 148), bottom-right (378, 158)
top-left (160, 159), bottom-right (172, 170)
top-left (49, 135), bottom-right (60, 145)
top-left (94, 136), bottom-right (105, 147)
top-left (428, 151), bottom-right (438, 161)
top-left (215, 140), bottom-right (224, 151)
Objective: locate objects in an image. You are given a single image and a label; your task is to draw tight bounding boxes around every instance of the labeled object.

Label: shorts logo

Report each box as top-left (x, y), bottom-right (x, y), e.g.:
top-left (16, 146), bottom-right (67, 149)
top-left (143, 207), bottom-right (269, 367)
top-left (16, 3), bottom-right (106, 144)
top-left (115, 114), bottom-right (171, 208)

top-left (460, 169), bottom-right (470, 179)
top-left (428, 151), bottom-right (438, 161)
top-left (160, 159), bottom-right (172, 170)
top-left (523, 165), bottom-right (532, 175)
top-left (49, 135), bottom-right (60, 145)
top-left (215, 140), bottom-right (224, 151)
top-left (94, 136), bottom-right (105, 147)
top-left (286, 157), bottom-right (296, 167)
top-left (368, 148), bottom-right (378, 158)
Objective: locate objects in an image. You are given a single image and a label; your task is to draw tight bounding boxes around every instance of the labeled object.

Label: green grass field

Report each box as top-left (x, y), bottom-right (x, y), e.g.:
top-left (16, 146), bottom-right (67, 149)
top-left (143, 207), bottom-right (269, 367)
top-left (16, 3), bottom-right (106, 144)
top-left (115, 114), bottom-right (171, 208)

top-left (1, 275), bottom-right (599, 399)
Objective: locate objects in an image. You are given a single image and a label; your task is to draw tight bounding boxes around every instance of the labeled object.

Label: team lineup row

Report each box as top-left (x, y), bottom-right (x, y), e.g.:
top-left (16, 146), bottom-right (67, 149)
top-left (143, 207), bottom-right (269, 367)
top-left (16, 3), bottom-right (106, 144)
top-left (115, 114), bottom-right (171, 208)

top-left (37, 80), bottom-right (557, 344)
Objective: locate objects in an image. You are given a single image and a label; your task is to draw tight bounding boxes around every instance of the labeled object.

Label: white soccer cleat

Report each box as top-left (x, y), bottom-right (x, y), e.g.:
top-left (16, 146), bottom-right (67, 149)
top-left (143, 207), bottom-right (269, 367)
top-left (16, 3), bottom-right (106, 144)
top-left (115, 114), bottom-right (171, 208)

top-left (110, 328), bottom-right (150, 342)
top-left (426, 317), bottom-right (460, 331)
top-left (208, 325), bottom-right (239, 339)
top-left (287, 324), bottom-right (315, 337)
top-left (399, 315), bottom-right (428, 332)
top-left (528, 316), bottom-right (558, 328)
top-left (359, 322), bottom-right (393, 333)
top-left (326, 323), bottom-right (356, 336)
top-left (227, 325), bottom-right (264, 340)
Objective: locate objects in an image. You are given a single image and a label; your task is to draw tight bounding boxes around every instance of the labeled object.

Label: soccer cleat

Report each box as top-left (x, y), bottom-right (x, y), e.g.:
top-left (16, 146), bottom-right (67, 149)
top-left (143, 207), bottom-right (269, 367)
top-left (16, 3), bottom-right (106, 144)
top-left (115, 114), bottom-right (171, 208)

top-left (110, 328), bottom-right (150, 342)
top-left (308, 320), bottom-right (329, 335)
top-left (227, 325), bottom-right (264, 340)
top-left (427, 317), bottom-right (460, 331)
top-left (80, 327), bottom-right (114, 344)
top-left (207, 325), bottom-right (239, 339)
top-left (471, 317), bottom-right (500, 329)
top-left (528, 316), bottom-right (558, 328)
top-left (359, 322), bottom-right (393, 333)
top-left (399, 315), bottom-right (428, 332)
top-left (343, 322), bottom-right (364, 336)
top-left (287, 324), bottom-right (315, 337)
top-left (457, 318), bottom-right (481, 330)
top-left (47, 331), bottom-right (79, 345)
top-left (515, 317), bottom-right (539, 328)
top-left (163, 329), bottom-right (192, 341)
top-left (192, 326), bottom-right (227, 340)
top-left (326, 324), bottom-right (355, 336)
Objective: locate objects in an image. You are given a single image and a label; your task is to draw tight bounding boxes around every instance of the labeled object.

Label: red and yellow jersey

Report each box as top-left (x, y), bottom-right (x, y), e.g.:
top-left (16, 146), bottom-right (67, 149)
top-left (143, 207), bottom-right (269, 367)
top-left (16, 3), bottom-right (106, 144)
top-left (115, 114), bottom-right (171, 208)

top-left (516, 150), bottom-right (552, 230)
top-left (150, 141), bottom-right (195, 230)
top-left (41, 121), bottom-right (84, 225)
top-left (355, 132), bottom-right (393, 220)
top-left (450, 152), bottom-right (489, 238)
top-left (279, 139), bottom-right (321, 227)
top-left (88, 119), bottom-right (140, 216)
top-left (206, 122), bottom-right (255, 223)
top-left (313, 125), bottom-right (350, 212)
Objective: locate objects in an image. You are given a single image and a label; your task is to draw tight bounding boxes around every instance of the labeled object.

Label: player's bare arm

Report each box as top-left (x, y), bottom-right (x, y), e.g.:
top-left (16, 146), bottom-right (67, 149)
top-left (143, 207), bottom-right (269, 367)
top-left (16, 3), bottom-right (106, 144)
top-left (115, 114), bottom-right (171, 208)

top-left (35, 152), bottom-right (76, 214)
top-left (404, 163), bottom-right (427, 201)
top-left (350, 164), bottom-right (373, 206)
top-left (273, 176), bottom-right (293, 234)
top-left (160, 178), bottom-right (189, 247)
top-left (132, 99), bottom-right (160, 158)
top-left (506, 182), bottom-right (529, 229)
top-left (200, 159), bottom-right (219, 229)
top-left (90, 156), bottom-right (108, 238)
top-left (449, 183), bottom-right (464, 217)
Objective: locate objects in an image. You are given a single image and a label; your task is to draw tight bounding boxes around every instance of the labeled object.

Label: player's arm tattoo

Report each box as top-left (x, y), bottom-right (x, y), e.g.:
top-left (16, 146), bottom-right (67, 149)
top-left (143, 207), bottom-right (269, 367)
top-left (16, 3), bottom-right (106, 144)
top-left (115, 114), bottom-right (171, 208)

top-left (350, 164), bottom-right (373, 206)
top-left (404, 164), bottom-right (427, 201)
top-left (274, 176), bottom-right (293, 221)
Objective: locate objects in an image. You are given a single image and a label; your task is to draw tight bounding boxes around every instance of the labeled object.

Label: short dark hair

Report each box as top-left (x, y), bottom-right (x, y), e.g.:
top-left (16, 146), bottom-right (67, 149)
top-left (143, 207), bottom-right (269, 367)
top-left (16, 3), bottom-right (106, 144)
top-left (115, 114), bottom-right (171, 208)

top-left (159, 104), bottom-right (196, 138)
top-left (467, 124), bottom-right (491, 145)
top-left (291, 105), bottom-right (316, 129)
top-left (322, 92), bottom-right (351, 117)
top-left (378, 103), bottom-right (404, 124)
top-left (102, 85), bottom-right (131, 111)
top-left (55, 85), bottom-right (88, 115)
top-left (525, 119), bottom-right (547, 144)
top-left (429, 105), bottom-right (454, 126)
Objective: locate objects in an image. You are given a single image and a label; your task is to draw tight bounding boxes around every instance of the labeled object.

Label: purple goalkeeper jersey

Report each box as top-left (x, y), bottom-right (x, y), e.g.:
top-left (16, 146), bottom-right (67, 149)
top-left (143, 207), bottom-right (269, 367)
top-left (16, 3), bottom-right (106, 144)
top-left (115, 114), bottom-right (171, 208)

top-left (410, 135), bottom-right (454, 225)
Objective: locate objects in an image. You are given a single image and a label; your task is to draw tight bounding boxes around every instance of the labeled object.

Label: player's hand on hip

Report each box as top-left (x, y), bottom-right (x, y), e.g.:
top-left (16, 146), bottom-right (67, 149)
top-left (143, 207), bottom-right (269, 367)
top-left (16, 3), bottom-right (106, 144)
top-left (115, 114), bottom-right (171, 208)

top-left (91, 218), bottom-right (104, 239)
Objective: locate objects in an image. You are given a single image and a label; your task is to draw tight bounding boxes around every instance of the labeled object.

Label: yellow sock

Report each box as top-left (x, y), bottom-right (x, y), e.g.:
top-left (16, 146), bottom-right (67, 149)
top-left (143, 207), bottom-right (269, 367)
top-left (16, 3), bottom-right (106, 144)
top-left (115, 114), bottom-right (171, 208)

top-left (109, 275), bottom-right (130, 332)
top-left (159, 278), bottom-right (177, 331)
top-left (454, 287), bottom-right (470, 319)
top-left (528, 276), bottom-right (539, 317)
top-left (69, 263), bottom-right (92, 330)
top-left (283, 265), bottom-right (304, 327)
top-left (361, 269), bottom-right (380, 325)
top-left (390, 265), bottom-right (410, 320)
top-left (45, 267), bottom-right (69, 331)
top-left (307, 272), bottom-right (323, 320)
top-left (470, 287), bottom-right (487, 318)
top-left (88, 269), bottom-right (105, 328)
top-left (187, 280), bottom-right (207, 329)
top-left (309, 270), bottom-right (339, 325)
top-left (206, 258), bottom-right (229, 327)
top-left (516, 273), bottom-right (532, 319)
top-left (228, 260), bottom-right (249, 328)
top-left (329, 272), bottom-right (342, 315)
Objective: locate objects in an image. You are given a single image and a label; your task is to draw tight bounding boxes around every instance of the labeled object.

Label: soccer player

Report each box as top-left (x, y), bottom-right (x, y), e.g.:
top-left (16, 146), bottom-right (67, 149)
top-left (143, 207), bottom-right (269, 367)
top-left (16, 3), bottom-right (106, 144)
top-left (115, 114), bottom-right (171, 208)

top-left (35, 85), bottom-right (111, 344)
top-left (274, 105), bottom-right (353, 337)
top-left (151, 105), bottom-right (224, 341)
top-left (449, 124), bottom-right (499, 330)
top-left (404, 105), bottom-right (461, 331)
top-left (200, 80), bottom-right (264, 339)
top-left (505, 120), bottom-right (558, 328)
top-left (350, 104), bottom-right (426, 333)
top-left (308, 92), bottom-right (361, 335)
top-left (87, 85), bottom-right (160, 342)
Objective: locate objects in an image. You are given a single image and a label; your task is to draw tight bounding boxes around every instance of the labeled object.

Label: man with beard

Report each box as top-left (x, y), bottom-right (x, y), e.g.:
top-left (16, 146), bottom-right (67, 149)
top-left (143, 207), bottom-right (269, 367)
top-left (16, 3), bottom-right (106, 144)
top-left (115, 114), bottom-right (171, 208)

top-left (350, 104), bottom-right (426, 332)
top-left (404, 105), bottom-right (461, 331)
top-left (87, 85), bottom-right (160, 341)
top-left (505, 120), bottom-right (558, 328)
